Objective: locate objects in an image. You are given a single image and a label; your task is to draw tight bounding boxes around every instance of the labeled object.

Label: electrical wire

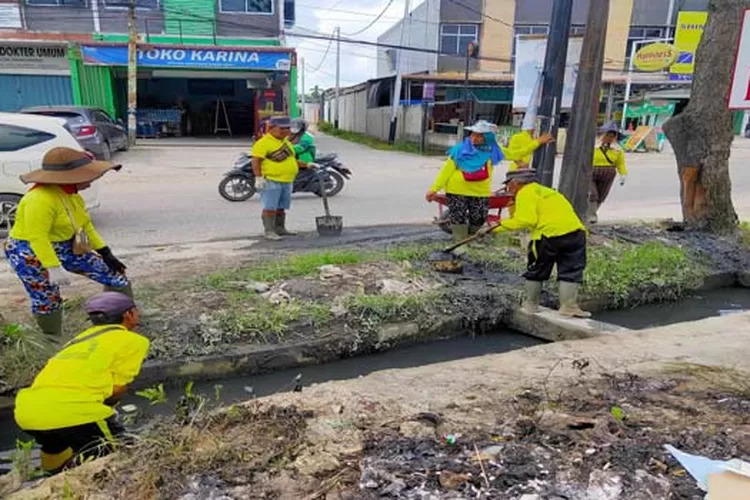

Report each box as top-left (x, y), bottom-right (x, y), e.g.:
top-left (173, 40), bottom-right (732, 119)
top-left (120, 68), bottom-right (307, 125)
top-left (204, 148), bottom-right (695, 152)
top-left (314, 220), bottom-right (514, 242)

top-left (306, 30), bottom-right (336, 72)
top-left (343, 0), bottom-right (397, 36)
top-left (444, 0), bottom-right (514, 30)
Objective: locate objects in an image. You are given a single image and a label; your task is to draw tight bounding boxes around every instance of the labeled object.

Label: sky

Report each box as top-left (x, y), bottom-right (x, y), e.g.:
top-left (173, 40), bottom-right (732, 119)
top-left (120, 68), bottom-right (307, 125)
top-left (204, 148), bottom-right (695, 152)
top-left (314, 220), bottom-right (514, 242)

top-left (288, 0), bottom-right (417, 94)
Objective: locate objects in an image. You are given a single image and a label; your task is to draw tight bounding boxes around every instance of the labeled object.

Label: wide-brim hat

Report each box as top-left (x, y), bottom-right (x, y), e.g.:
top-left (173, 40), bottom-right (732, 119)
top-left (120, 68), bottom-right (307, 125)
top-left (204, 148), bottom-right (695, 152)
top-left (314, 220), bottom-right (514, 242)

top-left (20, 147), bottom-right (121, 185)
top-left (465, 120), bottom-right (497, 134)
top-left (503, 168), bottom-right (538, 185)
top-left (598, 121), bottom-right (621, 136)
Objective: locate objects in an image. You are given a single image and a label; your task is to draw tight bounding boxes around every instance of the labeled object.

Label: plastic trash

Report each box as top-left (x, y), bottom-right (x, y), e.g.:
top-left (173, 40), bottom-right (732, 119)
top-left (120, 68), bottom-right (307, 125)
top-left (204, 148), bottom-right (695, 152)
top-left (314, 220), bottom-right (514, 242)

top-left (665, 445), bottom-right (727, 491)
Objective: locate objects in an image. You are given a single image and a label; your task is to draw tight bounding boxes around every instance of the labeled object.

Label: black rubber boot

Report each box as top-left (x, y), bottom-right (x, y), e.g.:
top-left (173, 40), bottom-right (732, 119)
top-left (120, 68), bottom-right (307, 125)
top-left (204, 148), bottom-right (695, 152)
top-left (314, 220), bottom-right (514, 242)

top-left (275, 212), bottom-right (297, 236)
top-left (262, 215), bottom-right (282, 241)
top-left (34, 309), bottom-right (63, 337)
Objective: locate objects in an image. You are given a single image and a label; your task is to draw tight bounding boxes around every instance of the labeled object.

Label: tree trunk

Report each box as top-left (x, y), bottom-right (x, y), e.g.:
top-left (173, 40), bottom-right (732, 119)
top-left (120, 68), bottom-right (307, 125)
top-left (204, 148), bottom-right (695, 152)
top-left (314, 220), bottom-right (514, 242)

top-left (662, 0), bottom-right (744, 234)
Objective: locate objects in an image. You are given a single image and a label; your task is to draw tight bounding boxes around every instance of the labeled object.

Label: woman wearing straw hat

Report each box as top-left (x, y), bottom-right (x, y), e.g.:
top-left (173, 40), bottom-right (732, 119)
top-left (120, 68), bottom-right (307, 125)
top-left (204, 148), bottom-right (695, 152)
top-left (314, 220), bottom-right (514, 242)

top-left (3, 147), bottom-right (130, 337)
top-left (426, 120), bottom-right (504, 244)
top-left (589, 122), bottom-right (627, 224)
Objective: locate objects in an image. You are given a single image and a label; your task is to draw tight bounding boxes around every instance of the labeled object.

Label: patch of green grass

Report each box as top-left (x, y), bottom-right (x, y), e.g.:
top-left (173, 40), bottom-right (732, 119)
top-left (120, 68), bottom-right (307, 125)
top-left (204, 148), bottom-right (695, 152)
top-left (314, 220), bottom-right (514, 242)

top-left (0, 323), bottom-right (51, 389)
top-left (345, 292), bottom-right (436, 326)
top-left (206, 250), bottom-right (364, 289)
top-left (382, 243), bottom-right (442, 262)
top-left (739, 221), bottom-right (750, 248)
top-left (217, 295), bottom-right (333, 343)
top-left (584, 241), bottom-right (705, 307)
top-left (318, 122), bottom-right (426, 155)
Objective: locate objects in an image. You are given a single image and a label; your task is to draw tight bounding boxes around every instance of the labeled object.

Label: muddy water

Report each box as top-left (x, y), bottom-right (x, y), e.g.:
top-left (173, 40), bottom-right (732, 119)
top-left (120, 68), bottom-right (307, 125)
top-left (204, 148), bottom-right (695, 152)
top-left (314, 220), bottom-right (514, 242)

top-left (0, 331), bottom-right (542, 457)
top-left (595, 287), bottom-right (750, 330)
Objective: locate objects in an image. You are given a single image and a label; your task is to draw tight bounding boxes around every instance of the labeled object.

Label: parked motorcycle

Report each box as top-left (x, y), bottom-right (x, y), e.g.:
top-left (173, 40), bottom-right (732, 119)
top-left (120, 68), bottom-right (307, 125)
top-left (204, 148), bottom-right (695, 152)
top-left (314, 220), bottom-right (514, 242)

top-left (218, 153), bottom-right (351, 202)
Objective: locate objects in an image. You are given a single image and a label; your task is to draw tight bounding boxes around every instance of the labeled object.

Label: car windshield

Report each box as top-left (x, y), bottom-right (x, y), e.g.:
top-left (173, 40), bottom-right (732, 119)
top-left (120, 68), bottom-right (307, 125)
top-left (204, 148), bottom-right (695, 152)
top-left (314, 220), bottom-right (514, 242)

top-left (27, 111), bottom-right (87, 127)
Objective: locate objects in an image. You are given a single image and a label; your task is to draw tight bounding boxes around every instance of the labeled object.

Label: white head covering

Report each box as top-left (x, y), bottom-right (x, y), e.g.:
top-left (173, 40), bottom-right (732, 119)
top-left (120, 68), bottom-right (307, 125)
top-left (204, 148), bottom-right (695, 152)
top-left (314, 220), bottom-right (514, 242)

top-left (465, 120), bottom-right (497, 134)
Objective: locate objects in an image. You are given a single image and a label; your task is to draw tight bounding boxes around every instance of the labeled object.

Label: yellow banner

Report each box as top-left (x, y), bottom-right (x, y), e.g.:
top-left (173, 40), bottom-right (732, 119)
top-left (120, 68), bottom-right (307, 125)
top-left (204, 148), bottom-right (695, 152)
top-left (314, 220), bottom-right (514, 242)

top-left (669, 11), bottom-right (708, 80)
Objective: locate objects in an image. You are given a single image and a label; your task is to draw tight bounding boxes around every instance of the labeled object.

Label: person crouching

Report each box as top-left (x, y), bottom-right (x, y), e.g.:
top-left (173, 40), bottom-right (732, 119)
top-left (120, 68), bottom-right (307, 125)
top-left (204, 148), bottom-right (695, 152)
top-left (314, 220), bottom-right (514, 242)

top-left (490, 169), bottom-right (590, 318)
top-left (14, 292), bottom-right (149, 474)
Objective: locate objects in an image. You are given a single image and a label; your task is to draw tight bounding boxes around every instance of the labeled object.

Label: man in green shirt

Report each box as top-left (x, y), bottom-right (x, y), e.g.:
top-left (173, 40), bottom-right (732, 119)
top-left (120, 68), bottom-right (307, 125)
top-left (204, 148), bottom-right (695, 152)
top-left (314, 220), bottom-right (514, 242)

top-left (290, 119), bottom-right (316, 164)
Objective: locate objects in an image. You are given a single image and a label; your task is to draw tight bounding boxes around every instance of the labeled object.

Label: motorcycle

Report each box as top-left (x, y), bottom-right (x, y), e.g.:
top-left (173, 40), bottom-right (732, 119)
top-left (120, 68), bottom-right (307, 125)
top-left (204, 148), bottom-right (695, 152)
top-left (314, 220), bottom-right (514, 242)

top-left (218, 152), bottom-right (352, 202)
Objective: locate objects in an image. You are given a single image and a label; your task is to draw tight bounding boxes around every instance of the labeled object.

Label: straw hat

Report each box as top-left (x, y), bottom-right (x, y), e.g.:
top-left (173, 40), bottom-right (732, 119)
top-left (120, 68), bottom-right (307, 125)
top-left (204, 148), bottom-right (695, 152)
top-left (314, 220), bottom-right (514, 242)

top-left (20, 147), bottom-right (121, 185)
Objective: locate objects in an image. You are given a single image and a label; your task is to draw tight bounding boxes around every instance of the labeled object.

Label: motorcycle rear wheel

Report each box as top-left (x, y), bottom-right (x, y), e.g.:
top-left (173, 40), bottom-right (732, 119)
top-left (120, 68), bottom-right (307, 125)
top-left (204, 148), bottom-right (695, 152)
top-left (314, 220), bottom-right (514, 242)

top-left (314, 170), bottom-right (345, 198)
top-left (219, 175), bottom-right (256, 202)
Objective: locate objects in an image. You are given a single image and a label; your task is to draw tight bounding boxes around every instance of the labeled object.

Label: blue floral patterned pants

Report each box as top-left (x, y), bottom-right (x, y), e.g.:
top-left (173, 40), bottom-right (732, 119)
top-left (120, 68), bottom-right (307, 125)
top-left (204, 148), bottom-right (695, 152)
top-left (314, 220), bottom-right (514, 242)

top-left (3, 238), bottom-right (129, 315)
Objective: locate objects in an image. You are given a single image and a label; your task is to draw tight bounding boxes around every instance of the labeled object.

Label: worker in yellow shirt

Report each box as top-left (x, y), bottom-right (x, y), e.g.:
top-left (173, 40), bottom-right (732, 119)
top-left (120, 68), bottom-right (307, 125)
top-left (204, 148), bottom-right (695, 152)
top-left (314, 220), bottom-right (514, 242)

top-left (488, 169), bottom-right (590, 318)
top-left (502, 113), bottom-right (554, 171)
top-left (4, 147), bottom-right (130, 337)
top-left (15, 292), bottom-right (150, 474)
top-left (426, 120), bottom-right (504, 242)
top-left (251, 116), bottom-right (313, 240)
top-left (589, 122), bottom-right (627, 224)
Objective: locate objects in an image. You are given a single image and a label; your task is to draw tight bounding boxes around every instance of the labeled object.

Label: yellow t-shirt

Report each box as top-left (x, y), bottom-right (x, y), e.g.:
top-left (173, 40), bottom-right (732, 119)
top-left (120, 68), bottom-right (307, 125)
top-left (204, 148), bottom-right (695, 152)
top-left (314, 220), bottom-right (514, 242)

top-left (430, 158), bottom-right (493, 198)
top-left (10, 185), bottom-right (106, 268)
top-left (15, 325), bottom-right (150, 431)
top-left (502, 131), bottom-right (541, 172)
top-left (495, 182), bottom-right (584, 240)
top-left (593, 142), bottom-right (627, 175)
top-left (251, 134), bottom-right (299, 183)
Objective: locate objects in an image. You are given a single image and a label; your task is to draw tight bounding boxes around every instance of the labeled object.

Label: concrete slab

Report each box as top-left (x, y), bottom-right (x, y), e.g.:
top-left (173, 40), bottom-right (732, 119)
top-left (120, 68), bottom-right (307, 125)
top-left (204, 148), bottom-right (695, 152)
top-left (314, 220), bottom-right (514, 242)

top-left (508, 307), bottom-right (630, 342)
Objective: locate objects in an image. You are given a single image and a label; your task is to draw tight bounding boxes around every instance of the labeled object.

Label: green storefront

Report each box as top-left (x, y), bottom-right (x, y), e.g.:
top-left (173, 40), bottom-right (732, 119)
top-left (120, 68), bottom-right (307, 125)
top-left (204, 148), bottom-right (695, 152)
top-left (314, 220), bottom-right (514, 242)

top-left (67, 34), bottom-right (298, 138)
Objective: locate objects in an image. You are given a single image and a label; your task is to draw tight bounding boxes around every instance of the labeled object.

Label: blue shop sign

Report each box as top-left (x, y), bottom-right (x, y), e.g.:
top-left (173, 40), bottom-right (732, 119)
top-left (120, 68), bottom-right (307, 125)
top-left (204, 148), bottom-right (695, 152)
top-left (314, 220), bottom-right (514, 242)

top-left (81, 45), bottom-right (292, 71)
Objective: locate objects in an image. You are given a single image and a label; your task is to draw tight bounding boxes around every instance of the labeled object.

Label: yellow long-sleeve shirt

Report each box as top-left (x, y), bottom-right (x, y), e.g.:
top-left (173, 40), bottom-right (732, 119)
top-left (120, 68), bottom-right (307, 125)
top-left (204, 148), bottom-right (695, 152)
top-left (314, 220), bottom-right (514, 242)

top-left (9, 186), bottom-right (106, 268)
top-left (430, 158), bottom-right (493, 197)
top-left (593, 143), bottom-right (627, 176)
top-left (495, 182), bottom-right (584, 240)
top-left (502, 131), bottom-right (540, 172)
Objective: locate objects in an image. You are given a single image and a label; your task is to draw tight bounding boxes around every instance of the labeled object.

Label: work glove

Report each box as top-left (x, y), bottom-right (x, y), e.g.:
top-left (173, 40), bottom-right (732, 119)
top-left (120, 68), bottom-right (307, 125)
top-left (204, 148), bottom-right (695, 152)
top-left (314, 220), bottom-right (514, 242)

top-left (619, 175), bottom-right (627, 186)
top-left (255, 177), bottom-right (267, 192)
top-left (425, 190), bottom-right (437, 203)
top-left (98, 246), bottom-right (127, 274)
top-left (46, 266), bottom-right (72, 287)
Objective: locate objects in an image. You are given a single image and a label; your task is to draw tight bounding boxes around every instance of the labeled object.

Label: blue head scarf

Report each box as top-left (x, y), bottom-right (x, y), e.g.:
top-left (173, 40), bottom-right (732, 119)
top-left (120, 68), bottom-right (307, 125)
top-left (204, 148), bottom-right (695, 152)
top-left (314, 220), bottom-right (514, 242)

top-left (447, 132), bottom-right (504, 173)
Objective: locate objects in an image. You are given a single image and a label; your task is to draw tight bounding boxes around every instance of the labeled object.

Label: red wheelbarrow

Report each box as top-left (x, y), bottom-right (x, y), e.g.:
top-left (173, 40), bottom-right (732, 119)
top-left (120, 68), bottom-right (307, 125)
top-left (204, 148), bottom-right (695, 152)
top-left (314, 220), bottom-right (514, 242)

top-left (432, 192), bottom-right (514, 234)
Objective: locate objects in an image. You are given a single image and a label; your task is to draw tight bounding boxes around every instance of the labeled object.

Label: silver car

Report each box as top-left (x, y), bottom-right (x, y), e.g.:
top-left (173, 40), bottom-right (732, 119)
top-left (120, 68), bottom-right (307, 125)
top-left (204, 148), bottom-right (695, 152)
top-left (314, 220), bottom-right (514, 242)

top-left (21, 106), bottom-right (128, 160)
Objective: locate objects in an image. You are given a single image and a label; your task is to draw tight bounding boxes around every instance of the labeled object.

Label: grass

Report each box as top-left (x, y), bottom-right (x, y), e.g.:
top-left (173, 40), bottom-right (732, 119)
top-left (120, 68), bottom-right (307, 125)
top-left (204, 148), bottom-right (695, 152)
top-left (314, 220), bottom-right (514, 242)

top-left (318, 122), bottom-right (425, 155)
top-left (740, 221), bottom-right (750, 248)
top-left (345, 292), bottom-right (438, 329)
top-left (216, 293), bottom-right (333, 344)
top-left (205, 250), bottom-right (364, 289)
top-left (584, 241), bottom-right (705, 307)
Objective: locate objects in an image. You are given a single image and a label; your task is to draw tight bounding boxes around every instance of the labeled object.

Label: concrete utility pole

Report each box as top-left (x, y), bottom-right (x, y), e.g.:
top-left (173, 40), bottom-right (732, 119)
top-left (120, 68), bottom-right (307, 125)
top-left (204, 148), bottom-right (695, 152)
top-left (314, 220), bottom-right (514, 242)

top-left (127, 0), bottom-right (137, 147)
top-left (300, 57), bottom-right (306, 121)
top-left (334, 26), bottom-right (340, 129)
top-left (532, 0), bottom-right (573, 187)
top-left (559, 0), bottom-right (610, 220)
top-left (388, 0), bottom-right (411, 144)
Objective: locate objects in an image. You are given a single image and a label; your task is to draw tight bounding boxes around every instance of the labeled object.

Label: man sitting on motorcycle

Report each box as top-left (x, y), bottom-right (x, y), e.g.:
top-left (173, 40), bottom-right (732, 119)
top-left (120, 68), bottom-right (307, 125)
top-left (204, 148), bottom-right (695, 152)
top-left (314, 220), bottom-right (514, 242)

top-left (252, 116), bottom-right (312, 240)
top-left (290, 118), bottom-right (316, 164)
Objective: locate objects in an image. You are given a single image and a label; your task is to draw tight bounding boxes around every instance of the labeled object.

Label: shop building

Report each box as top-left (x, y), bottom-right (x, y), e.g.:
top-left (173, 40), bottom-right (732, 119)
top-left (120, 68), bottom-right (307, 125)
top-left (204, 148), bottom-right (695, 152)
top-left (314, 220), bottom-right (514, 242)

top-left (0, 0), bottom-right (297, 137)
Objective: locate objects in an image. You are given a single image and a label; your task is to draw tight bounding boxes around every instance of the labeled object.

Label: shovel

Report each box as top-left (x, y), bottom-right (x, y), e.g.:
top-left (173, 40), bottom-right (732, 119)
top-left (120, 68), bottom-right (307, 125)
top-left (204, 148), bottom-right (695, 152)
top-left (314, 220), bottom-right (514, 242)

top-left (315, 169), bottom-right (343, 237)
top-left (428, 223), bottom-right (501, 273)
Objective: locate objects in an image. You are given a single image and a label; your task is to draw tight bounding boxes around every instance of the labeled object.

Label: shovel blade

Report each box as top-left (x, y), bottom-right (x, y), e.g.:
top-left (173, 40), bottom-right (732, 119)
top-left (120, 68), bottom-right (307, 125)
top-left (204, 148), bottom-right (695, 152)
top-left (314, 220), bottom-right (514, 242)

top-left (316, 215), bottom-right (343, 237)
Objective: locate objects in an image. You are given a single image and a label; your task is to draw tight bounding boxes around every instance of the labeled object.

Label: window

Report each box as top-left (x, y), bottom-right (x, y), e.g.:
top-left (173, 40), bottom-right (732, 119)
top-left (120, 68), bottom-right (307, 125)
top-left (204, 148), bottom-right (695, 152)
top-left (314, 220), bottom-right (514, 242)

top-left (514, 25), bottom-right (549, 36)
top-left (0, 124), bottom-right (55, 152)
top-left (27, 0), bottom-right (85, 6)
top-left (440, 24), bottom-right (478, 56)
top-left (104, 0), bottom-right (158, 9)
top-left (219, 0), bottom-right (273, 14)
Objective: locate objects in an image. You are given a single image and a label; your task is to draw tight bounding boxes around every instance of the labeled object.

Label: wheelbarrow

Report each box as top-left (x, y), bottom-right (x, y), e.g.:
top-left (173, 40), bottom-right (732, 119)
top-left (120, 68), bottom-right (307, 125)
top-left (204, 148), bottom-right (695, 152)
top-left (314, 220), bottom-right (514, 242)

top-left (316, 169), bottom-right (343, 236)
top-left (432, 191), bottom-right (514, 234)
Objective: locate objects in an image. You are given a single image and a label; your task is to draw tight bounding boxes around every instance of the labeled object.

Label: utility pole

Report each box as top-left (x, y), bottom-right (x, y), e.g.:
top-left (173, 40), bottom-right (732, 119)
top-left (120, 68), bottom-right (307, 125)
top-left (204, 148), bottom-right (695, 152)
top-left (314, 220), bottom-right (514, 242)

top-left (334, 26), bottom-right (341, 129)
top-left (559, 0), bottom-right (610, 220)
top-left (388, 0), bottom-right (411, 144)
top-left (300, 57), bottom-right (306, 121)
top-left (532, 0), bottom-right (573, 187)
top-left (127, 0), bottom-right (137, 147)
top-left (463, 42), bottom-right (472, 125)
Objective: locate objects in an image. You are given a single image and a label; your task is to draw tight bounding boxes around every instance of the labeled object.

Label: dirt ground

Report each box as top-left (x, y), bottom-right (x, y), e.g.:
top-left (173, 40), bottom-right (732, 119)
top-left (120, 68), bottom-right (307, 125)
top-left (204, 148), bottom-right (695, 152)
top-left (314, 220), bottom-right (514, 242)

top-left (5, 312), bottom-right (750, 499)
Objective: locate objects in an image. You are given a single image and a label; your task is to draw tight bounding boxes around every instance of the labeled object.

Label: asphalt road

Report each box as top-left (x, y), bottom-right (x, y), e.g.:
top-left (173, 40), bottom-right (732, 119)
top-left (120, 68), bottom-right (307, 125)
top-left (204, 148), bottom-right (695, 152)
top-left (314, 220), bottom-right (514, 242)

top-left (91, 135), bottom-right (750, 250)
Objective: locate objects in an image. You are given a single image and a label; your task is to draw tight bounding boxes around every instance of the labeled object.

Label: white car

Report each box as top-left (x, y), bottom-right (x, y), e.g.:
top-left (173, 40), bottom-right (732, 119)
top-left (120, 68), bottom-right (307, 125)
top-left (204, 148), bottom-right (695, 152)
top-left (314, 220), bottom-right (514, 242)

top-left (0, 112), bottom-right (100, 238)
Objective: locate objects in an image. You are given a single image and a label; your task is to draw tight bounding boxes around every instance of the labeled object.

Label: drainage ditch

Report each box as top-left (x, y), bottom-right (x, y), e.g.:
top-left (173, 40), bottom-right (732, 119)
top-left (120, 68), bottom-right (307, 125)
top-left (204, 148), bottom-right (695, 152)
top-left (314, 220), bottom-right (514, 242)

top-left (0, 330), bottom-right (542, 462)
top-left (595, 287), bottom-right (750, 330)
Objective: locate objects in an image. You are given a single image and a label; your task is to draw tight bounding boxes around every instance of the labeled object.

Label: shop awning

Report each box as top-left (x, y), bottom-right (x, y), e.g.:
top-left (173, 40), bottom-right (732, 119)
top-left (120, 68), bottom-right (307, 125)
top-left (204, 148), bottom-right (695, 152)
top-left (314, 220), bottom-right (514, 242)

top-left (625, 100), bottom-right (676, 118)
top-left (80, 45), bottom-right (292, 72)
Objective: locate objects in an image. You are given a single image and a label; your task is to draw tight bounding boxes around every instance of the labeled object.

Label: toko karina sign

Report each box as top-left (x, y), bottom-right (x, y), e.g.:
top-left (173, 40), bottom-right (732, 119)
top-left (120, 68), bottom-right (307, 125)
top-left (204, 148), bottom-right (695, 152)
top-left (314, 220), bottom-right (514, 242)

top-left (81, 45), bottom-right (292, 71)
